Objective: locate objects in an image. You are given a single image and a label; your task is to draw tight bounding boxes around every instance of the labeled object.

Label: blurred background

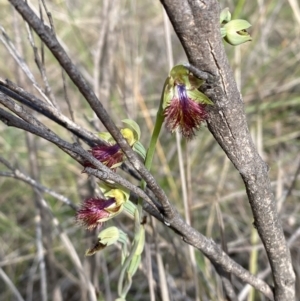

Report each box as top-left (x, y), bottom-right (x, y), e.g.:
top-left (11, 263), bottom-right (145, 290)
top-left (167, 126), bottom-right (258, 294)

top-left (0, 0), bottom-right (299, 300)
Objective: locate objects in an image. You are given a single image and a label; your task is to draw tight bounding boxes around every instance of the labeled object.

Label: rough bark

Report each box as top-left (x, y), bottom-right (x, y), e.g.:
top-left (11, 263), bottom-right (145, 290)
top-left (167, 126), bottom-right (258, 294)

top-left (160, 1), bottom-right (295, 300)
top-left (3, 0), bottom-right (295, 300)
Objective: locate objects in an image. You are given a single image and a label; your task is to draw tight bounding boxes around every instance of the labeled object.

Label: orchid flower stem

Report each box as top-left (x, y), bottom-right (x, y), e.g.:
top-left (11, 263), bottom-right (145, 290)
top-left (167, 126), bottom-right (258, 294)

top-left (138, 84), bottom-right (165, 215)
top-left (117, 86), bottom-right (166, 300)
top-left (142, 85), bottom-right (166, 187)
top-left (122, 87), bottom-right (165, 292)
top-left (144, 109), bottom-right (164, 174)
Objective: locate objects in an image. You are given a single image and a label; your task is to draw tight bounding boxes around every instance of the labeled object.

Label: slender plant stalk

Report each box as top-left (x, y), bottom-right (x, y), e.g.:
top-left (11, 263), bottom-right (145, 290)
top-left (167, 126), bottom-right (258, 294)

top-left (143, 90), bottom-right (166, 173)
top-left (117, 85), bottom-right (166, 299)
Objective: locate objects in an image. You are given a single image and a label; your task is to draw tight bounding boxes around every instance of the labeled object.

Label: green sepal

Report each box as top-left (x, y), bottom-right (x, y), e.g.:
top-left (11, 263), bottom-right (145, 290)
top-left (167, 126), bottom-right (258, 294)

top-left (169, 64), bottom-right (189, 80)
top-left (220, 27), bottom-right (227, 38)
top-left (162, 76), bottom-right (174, 110)
top-left (132, 141), bottom-right (146, 160)
top-left (123, 200), bottom-right (137, 218)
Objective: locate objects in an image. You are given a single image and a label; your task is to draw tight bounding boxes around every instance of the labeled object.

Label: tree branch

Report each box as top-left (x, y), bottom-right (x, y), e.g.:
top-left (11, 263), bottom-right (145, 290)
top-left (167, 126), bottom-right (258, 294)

top-left (0, 95), bottom-right (275, 300)
top-left (0, 106), bottom-right (161, 216)
top-left (8, 0), bottom-right (175, 219)
top-left (160, 1), bottom-right (295, 300)
top-left (2, 1), bottom-right (292, 299)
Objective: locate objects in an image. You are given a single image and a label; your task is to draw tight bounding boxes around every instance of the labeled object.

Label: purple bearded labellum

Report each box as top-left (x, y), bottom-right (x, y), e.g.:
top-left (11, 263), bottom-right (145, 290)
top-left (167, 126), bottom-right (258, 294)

top-left (83, 119), bottom-right (146, 171)
top-left (76, 198), bottom-right (116, 230)
top-left (164, 84), bottom-right (208, 139)
top-left (84, 143), bottom-right (124, 170)
top-left (162, 65), bottom-right (213, 139)
top-left (76, 188), bottom-right (129, 230)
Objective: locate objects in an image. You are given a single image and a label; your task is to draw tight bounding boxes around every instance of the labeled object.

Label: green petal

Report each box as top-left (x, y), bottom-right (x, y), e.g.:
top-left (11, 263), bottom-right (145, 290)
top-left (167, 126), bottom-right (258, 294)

top-left (187, 89), bottom-right (214, 105)
top-left (98, 226), bottom-right (120, 246)
top-left (120, 128), bottom-right (136, 146)
top-left (224, 19), bottom-right (252, 32)
top-left (99, 183), bottom-right (130, 202)
top-left (224, 32), bottom-right (252, 46)
top-left (104, 188), bottom-right (130, 203)
top-left (220, 7), bottom-right (231, 24)
top-left (100, 205), bottom-right (124, 222)
top-left (223, 19), bottom-right (252, 46)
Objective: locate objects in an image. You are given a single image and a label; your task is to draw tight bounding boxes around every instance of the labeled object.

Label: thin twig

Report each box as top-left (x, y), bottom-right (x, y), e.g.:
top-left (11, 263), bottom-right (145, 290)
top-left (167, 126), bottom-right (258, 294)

top-left (0, 268), bottom-right (25, 301)
top-left (161, 1), bottom-right (295, 300)
top-left (0, 160), bottom-right (77, 210)
top-left (0, 106), bottom-right (275, 299)
top-left (8, 0), bottom-right (174, 218)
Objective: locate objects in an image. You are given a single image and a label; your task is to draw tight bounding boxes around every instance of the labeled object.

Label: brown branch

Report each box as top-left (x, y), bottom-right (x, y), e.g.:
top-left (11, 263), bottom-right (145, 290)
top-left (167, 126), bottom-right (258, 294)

top-left (0, 106), bottom-right (161, 217)
top-left (2, 1), bottom-right (289, 299)
top-left (0, 78), bottom-right (141, 180)
top-left (164, 209), bottom-right (275, 300)
top-left (0, 79), bottom-right (103, 147)
top-left (0, 100), bottom-right (275, 299)
top-left (160, 0), bottom-right (295, 300)
top-left (0, 156), bottom-right (77, 210)
top-left (8, 0), bottom-right (174, 218)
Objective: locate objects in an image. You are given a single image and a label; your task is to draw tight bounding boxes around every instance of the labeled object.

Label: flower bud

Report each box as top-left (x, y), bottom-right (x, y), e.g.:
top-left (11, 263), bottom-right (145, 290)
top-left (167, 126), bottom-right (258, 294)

top-left (85, 226), bottom-right (127, 256)
top-left (223, 19), bottom-right (252, 46)
top-left (98, 226), bottom-right (120, 245)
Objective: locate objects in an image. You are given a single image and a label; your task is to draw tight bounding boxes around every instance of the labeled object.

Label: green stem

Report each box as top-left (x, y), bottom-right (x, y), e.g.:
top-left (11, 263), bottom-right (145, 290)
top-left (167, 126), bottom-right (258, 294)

top-left (145, 109), bottom-right (164, 171)
top-left (141, 82), bottom-right (166, 187)
top-left (232, 0), bottom-right (246, 19)
top-left (118, 83), bottom-right (166, 300)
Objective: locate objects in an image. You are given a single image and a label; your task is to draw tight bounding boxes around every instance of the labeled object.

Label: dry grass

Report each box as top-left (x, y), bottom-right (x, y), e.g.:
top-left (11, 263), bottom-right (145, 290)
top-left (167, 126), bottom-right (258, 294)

top-left (0, 0), bottom-right (299, 300)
